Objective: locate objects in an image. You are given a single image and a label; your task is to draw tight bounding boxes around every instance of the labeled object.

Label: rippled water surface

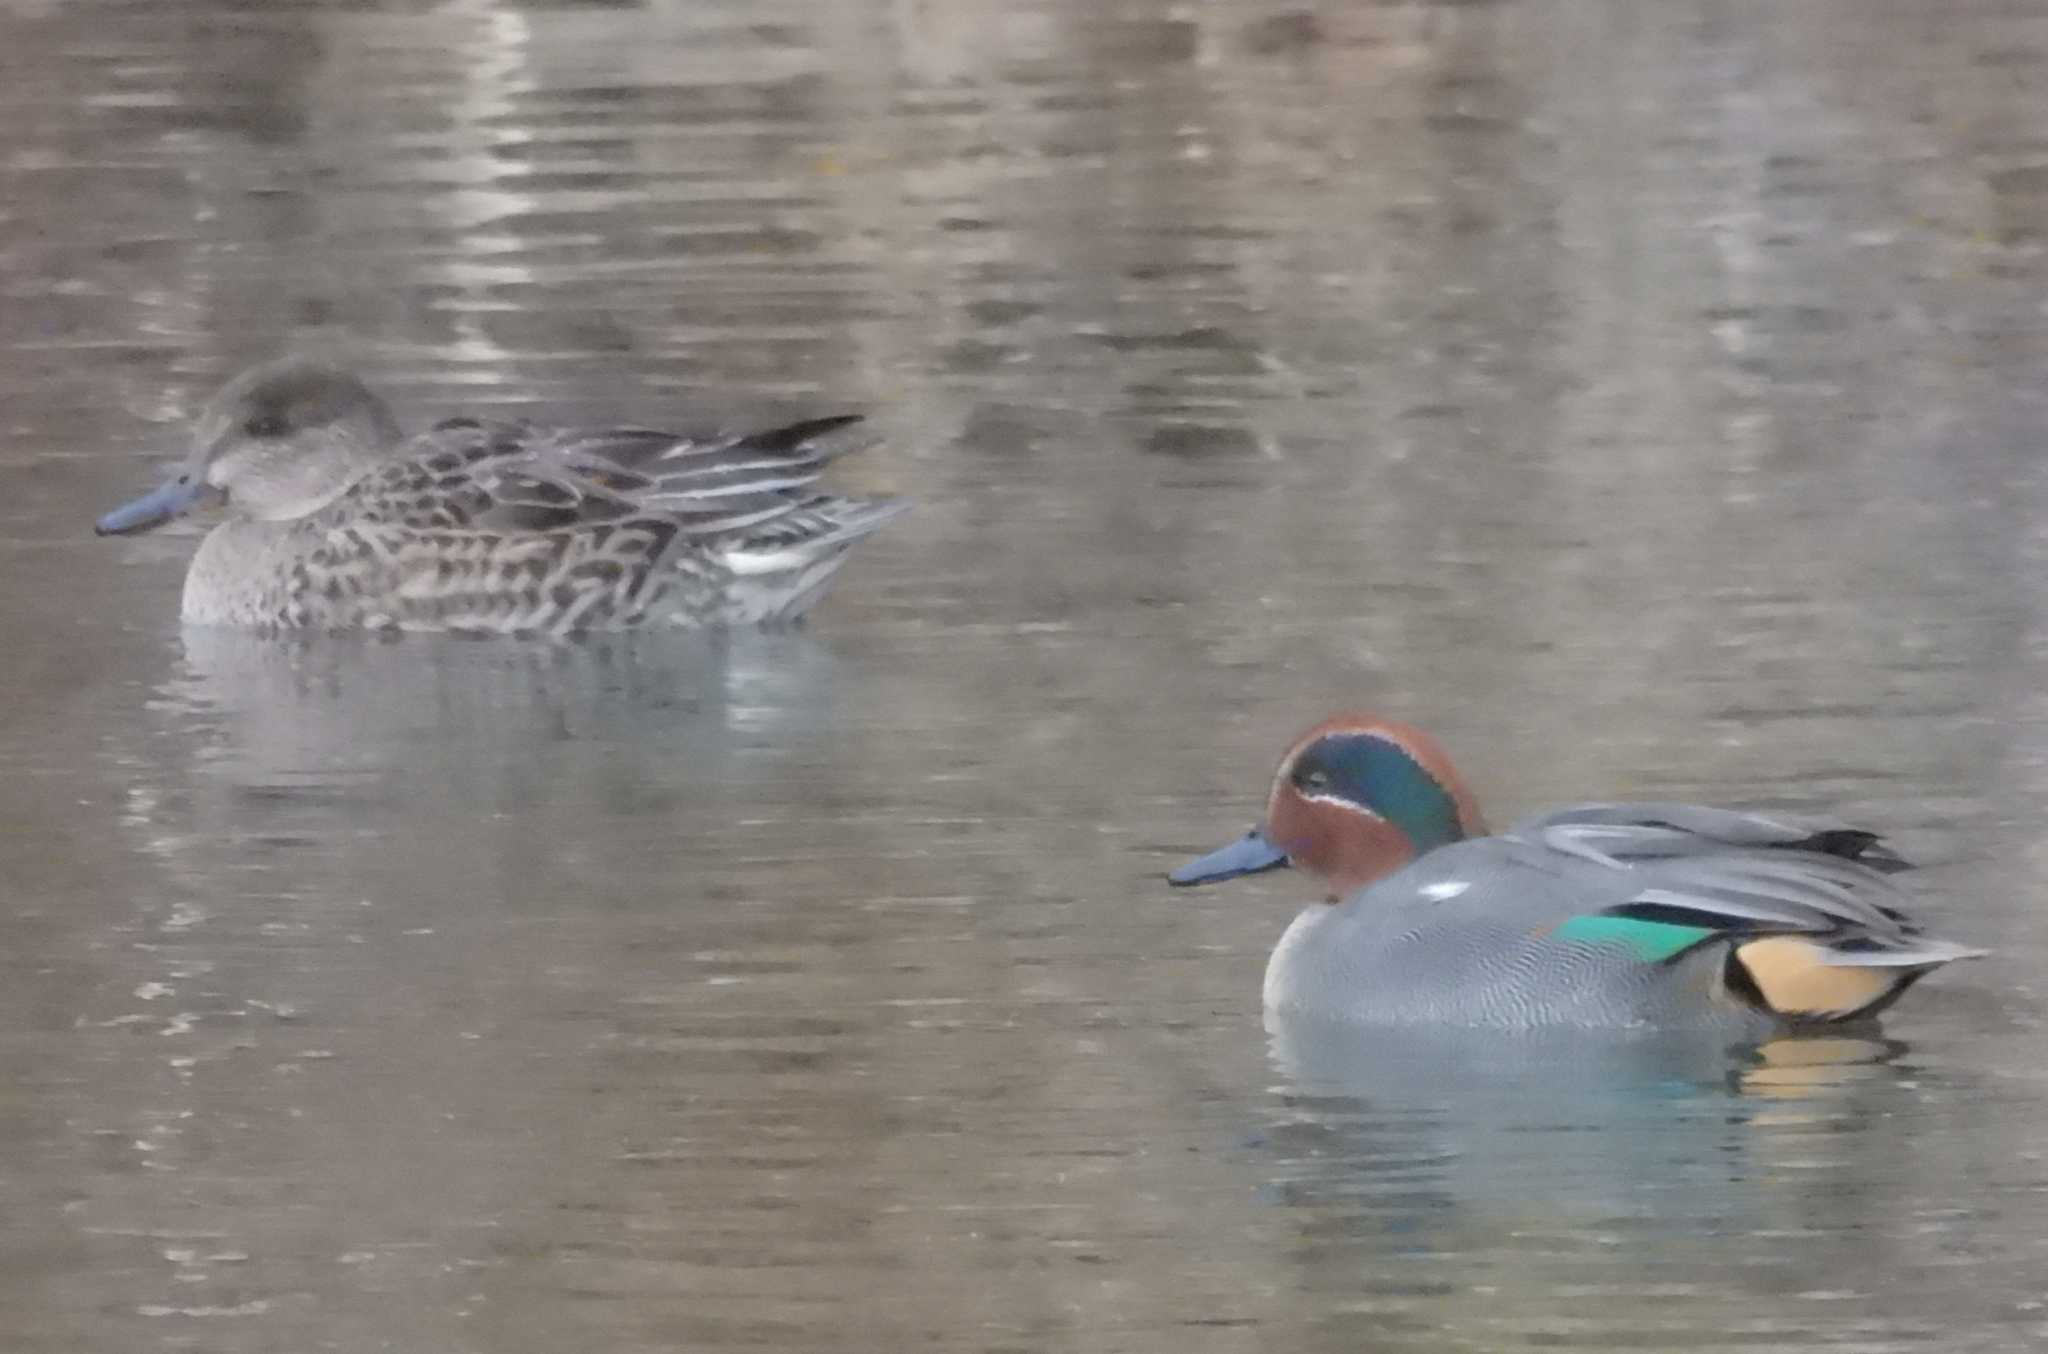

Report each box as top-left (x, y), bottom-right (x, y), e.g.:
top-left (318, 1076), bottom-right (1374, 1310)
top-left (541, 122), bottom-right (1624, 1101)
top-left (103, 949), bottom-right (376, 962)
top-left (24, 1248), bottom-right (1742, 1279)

top-left (5, 1), bottom-right (2048, 1349)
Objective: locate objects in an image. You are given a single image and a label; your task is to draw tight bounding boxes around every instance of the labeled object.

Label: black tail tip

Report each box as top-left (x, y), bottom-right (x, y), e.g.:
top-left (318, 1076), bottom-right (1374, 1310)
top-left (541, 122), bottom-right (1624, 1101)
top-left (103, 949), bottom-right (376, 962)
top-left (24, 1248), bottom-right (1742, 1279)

top-left (1795, 829), bottom-right (1913, 873)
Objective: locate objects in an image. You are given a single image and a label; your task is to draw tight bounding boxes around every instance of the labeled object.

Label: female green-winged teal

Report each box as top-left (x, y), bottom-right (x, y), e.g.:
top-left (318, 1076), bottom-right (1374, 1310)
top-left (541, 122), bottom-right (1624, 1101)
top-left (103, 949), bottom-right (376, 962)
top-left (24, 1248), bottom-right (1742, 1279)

top-left (1171, 714), bottom-right (1984, 1032)
top-left (96, 358), bottom-right (906, 633)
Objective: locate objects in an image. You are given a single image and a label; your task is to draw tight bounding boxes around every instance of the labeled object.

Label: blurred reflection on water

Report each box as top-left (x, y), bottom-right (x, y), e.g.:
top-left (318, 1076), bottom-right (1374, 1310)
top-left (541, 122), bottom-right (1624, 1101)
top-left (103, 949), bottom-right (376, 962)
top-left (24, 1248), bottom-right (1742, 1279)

top-left (1259, 1024), bottom-right (2003, 1349)
top-left (4, 0), bottom-right (2048, 1350)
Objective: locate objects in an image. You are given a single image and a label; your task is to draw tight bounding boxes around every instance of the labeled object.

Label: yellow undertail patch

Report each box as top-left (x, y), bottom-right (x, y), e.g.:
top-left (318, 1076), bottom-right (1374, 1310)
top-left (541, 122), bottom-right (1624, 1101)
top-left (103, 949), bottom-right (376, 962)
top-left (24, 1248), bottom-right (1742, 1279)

top-left (1733, 936), bottom-right (1899, 1020)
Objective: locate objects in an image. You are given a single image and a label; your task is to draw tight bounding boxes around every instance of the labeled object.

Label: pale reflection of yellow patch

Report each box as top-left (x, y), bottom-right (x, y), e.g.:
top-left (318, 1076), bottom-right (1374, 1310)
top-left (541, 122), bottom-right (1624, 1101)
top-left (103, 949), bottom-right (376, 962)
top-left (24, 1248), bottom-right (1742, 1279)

top-left (1741, 1035), bottom-right (1891, 1105)
top-left (1736, 936), bottom-right (1896, 1020)
top-left (1754, 1036), bottom-right (1887, 1068)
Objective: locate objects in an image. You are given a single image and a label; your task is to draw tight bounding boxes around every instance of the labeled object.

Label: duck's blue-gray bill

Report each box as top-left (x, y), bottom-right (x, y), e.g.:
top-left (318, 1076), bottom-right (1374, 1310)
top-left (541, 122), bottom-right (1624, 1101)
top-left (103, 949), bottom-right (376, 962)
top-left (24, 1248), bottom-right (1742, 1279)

top-left (1169, 828), bottom-right (1290, 886)
top-left (96, 477), bottom-right (207, 536)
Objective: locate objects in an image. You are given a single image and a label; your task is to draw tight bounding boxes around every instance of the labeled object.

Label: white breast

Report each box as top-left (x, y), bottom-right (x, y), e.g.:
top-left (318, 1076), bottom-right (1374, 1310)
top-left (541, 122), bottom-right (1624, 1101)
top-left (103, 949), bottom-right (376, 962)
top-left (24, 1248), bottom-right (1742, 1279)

top-left (1263, 906), bottom-right (1335, 1011)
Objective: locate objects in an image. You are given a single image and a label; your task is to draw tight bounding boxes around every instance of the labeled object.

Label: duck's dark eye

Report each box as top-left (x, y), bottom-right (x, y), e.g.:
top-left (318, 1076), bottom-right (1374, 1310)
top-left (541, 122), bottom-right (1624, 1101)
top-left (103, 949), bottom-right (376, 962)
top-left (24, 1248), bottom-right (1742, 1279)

top-left (1300, 767), bottom-right (1332, 792)
top-left (243, 413), bottom-right (288, 438)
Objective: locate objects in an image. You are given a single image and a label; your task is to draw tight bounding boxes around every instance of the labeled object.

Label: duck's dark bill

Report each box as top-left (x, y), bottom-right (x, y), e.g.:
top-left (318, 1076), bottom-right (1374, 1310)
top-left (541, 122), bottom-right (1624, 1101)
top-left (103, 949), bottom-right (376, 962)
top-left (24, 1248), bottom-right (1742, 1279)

top-left (96, 478), bottom-right (208, 536)
top-left (1169, 828), bottom-right (1290, 886)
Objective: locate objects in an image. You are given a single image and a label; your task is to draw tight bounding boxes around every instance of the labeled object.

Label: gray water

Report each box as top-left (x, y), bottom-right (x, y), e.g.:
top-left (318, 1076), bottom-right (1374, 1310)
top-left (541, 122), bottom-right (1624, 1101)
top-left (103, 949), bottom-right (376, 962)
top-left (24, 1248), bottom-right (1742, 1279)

top-left (4, 0), bottom-right (2048, 1349)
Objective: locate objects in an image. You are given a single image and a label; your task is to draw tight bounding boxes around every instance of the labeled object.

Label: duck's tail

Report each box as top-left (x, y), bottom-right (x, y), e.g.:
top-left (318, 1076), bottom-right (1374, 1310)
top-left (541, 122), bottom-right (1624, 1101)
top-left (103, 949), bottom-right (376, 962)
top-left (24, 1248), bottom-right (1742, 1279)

top-left (709, 495), bottom-right (910, 625)
top-left (1726, 933), bottom-right (1988, 1024)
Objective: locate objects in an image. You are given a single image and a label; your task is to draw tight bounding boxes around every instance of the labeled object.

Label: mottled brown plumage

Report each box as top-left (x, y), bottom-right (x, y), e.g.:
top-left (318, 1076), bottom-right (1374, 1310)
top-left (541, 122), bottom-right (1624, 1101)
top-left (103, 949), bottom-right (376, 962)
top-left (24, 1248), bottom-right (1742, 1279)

top-left (97, 358), bottom-right (906, 633)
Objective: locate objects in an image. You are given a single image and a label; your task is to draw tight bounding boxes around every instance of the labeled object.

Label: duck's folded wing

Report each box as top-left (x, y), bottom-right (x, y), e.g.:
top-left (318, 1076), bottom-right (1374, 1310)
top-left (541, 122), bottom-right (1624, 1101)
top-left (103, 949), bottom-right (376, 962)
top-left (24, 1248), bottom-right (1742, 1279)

top-left (1509, 801), bottom-right (1909, 872)
top-left (374, 415), bottom-right (875, 535)
top-left (528, 415), bottom-right (874, 531)
top-left (1512, 802), bottom-right (1981, 967)
top-left (548, 415), bottom-right (869, 504)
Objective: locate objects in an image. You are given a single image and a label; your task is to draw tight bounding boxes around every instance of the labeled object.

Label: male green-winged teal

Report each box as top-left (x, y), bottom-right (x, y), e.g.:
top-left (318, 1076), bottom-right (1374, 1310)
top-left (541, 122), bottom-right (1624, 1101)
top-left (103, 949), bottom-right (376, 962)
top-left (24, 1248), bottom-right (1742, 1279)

top-left (96, 358), bottom-right (906, 633)
top-left (1171, 714), bottom-right (1984, 1032)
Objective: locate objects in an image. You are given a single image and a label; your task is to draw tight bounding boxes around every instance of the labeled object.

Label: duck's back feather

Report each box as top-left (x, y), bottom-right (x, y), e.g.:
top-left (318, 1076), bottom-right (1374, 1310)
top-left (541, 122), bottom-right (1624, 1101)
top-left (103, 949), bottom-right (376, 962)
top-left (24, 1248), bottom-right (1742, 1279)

top-left (347, 414), bottom-right (876, 533)
top-left (283, 414), bottom-right (900, 633)
top-left (1510, 801), bottom-right (1910, 871)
